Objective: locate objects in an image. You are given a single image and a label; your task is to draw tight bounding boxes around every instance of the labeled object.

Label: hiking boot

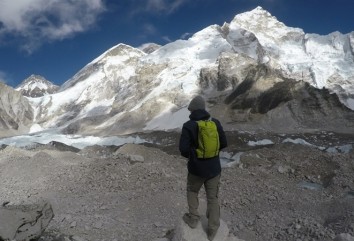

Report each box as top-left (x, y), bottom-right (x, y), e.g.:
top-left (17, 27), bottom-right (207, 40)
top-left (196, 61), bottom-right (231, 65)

top-left (207, 228), bottom-right (218, 241)
top-left (182, 213), bottom-right (199, 229)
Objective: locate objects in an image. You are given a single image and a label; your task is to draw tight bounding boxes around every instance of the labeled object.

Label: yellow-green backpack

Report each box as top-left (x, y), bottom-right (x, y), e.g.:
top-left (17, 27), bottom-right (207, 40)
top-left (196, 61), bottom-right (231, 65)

top-left (196, 120), bottom-right (220, 159)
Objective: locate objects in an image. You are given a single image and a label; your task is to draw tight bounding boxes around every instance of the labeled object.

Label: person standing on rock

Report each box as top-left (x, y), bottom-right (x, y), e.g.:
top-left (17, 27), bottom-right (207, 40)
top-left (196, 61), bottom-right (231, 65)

top-left (179, 95), bottom-right (227, 241)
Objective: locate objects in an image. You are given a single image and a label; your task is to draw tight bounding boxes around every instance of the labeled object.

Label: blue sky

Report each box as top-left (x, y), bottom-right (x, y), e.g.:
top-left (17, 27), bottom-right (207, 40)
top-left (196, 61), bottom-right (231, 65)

top-left (0, 0), bottom-right (353, 88)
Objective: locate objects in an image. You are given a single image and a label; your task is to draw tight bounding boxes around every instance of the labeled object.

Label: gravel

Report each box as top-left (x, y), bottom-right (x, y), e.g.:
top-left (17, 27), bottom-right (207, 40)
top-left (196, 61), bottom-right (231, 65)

top-left (0, 131), bottom-right (353, 241)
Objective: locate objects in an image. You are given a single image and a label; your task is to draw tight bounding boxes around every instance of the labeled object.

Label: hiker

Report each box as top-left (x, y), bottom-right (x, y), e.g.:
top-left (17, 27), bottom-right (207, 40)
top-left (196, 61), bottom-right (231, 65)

top-left (179, 95), bottom-right (227, 241)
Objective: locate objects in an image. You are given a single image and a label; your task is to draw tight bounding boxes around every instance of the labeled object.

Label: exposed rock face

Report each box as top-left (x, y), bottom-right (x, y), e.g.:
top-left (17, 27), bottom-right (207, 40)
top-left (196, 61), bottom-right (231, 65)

top-left (0, 82), bottom-right (33, 136)
top-left (0, 200), bottom-right (54, 241)
top-left (199, 52), bottom-right (257, 92)
top-left (16, 75), bottom-right (59, 97)
top-left (221, 64), bottom-right (354, 132)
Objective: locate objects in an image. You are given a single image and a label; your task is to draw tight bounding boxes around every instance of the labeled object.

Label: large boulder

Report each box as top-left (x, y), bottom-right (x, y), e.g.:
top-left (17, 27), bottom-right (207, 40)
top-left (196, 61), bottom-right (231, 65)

top-left (0, 200), bottom-right (54, 241)
top-left (334, 233), bottom-right (354, 241)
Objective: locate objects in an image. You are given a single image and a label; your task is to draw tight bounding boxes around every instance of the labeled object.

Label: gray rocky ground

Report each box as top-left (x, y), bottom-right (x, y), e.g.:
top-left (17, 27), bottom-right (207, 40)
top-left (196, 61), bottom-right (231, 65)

top-left (0, 131), bottom-right (353, 241)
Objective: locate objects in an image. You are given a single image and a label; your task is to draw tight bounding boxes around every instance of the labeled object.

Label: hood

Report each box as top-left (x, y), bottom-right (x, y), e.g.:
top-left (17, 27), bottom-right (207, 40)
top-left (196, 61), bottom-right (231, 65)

top-left (189, 109), bottom-right (211, 121)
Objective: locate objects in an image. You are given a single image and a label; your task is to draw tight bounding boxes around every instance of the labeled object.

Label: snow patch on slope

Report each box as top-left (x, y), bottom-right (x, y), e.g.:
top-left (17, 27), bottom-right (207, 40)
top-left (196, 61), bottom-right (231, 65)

top-left (144, 105), bottom-right (189, 131)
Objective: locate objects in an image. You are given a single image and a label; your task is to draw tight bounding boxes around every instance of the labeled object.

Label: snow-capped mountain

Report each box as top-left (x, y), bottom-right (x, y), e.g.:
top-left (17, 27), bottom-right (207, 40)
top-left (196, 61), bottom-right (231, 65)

top-left (16, 75), bottom-right (59, 98)
top-left (228, 7), bottom-right (354, 105)
top-left (1, 6), bottom-right (354, 137)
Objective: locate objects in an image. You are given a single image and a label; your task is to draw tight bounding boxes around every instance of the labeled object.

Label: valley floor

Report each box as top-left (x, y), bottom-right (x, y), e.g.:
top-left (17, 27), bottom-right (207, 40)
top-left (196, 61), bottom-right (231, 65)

top-left (0, 131), bottom-right (353, 241)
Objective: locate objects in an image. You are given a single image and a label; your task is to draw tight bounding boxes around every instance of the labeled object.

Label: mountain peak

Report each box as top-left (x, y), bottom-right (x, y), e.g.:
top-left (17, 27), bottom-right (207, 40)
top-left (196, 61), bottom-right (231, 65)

top-left (230, 6), bottom-right (304, 42)
top-left (235, 6), bottom-right (274, 20)
top-left (16, 75), bottom-right (59, 98)
top-left (250, 6), bottom-right (270, 14)
top-left (18, 74), bottom-right (46, 85)
top-left (233, 6), bottom-right (298, 29)
top-left (89, 43), bottom-right (145, 66)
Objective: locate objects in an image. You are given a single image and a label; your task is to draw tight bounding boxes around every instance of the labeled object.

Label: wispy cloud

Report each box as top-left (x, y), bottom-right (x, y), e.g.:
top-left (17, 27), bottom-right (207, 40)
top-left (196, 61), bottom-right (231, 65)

top-left (162, 36), bottom-right (173, 42)
top-left (0, 70), bottom-right (9, 84)
top-left (129, 0), bottom-right (196, 43)
top-left (0, 0), bottom-right (106, 53)
top-left (129, 0), bottom-right (192, 15)
top-left (142, 23), bottom-right (157, 35)
top-left (146, 0), bottom-right (187, 14)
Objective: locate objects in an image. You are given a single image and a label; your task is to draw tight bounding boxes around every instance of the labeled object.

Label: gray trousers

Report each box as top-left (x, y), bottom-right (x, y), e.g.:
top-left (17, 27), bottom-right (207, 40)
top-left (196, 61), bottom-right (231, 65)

top-left (187, 173), bottom-right (221, 231)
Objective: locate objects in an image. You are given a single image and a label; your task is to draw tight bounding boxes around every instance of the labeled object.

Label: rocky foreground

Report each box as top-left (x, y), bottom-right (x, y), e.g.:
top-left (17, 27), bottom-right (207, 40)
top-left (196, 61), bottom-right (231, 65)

top-left (0, 131), bottom-right (354, 241)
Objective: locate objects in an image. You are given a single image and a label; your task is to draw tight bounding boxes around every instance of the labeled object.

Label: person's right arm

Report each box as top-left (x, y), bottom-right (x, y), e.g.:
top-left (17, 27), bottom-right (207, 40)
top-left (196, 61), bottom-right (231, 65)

top-left (215, 119), bottom-right (227, 150)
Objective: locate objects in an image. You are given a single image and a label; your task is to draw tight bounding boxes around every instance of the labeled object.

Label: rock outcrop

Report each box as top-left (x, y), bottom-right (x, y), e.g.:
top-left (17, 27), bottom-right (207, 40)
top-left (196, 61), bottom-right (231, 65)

top-left (334, 233), bottom-right (354, 241)
top-left (0, 82), bottom-right (33, 137)
top-left (0, 200), bottom-right (54, 241)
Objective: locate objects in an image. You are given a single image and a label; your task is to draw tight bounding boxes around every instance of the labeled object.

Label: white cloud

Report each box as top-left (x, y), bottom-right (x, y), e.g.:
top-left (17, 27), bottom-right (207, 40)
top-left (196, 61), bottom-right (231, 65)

top-left (0, 70), bottom-right (9, 84)
top-left (142, 23), bottom-right (157, 35)
top-left (130, 0), bottom-right (192, 15)
top-left (0, 0), bottom-right (106, 53)
top-left (146, 0), bottom-right (187, 14)
top-left (162, 36), bottom-right (172, 42)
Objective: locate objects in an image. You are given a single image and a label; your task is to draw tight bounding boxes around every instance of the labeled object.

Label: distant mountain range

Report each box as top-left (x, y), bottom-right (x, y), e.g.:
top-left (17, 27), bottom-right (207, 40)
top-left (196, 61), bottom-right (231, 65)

top-left (1, 6), bottom-right (354, 138)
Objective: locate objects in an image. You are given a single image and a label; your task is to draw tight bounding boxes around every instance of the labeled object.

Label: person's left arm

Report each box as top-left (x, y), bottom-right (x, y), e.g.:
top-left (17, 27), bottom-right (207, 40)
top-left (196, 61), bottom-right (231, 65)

top-left (179, 123), bottom-right (193, 158)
